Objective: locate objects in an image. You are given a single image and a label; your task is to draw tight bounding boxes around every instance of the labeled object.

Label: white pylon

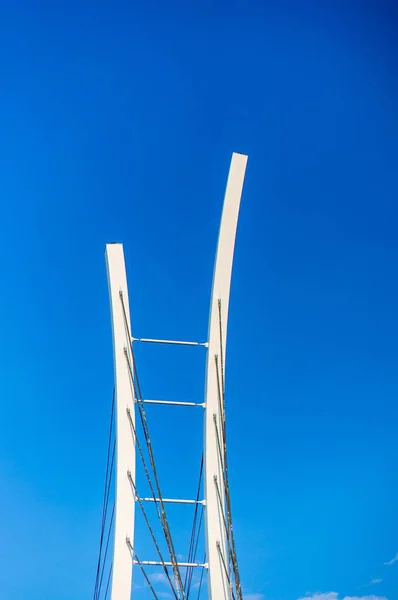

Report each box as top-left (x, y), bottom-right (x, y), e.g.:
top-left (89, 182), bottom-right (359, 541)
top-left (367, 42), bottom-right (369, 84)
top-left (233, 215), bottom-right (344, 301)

top-left (105, 152), bottom-right (248, 600)
top-left (105, 244), bottom-right (136, 600)
top-left (204, 152), bottom-right (248, 600)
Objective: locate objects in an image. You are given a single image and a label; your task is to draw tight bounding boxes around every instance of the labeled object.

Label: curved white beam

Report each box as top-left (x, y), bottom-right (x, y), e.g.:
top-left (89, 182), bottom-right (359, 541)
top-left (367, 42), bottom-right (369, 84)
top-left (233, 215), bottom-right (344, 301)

top-left (204, 153), bottom-right (248, 599)
top-left (106, 243), bottom-right (136, 600)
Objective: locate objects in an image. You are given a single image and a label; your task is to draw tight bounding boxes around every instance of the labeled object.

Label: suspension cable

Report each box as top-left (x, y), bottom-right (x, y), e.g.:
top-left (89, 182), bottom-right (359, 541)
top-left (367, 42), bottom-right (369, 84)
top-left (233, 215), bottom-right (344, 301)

top-left (213, 475), bottom-right (230, 549)
top-left (217, 300), bottom-right (226, 414)
top-left (215, 352), bottom-right (233, 581)
top-left (213, 412), bottom-right (225, 475)
top-left (93, 390), bottom-right (115, 600)
top-left (186, 505), bottom-right (204, 598)
top-left (195, 555), bottom-right (206, 600)
top-left (216, 542), bottom-right (236, 600)
top-left (127, 352), bottom-right (185, 597)
top-left (184, 456), bottom-right (204, 596)
top-left (127, 541), bottom-right (160, 600)
top-left (96, 502), bottom-right (115, 600)
top-left (216, 541), bottom-right (231, 587)
top-left (126, 407), bottom-right (159, 506)
top-left (217, 299), bottom-right (243, 600)
top-left (94, 446), bottom-right (115, 600)
top-left (214, 369), bottom-right (240, 596)
top-left (120, 291), bottom-right (186, 599)
top-left (126, 406), bottom-right (179, 599)
top-left (127, 471), bottom-right (179, 600)
top-left (103, 563), bottom-right (113, 600)
top-left (184, 456), bottom-right (203, 586)
top-left (125, 365), bottom-right (183, 598)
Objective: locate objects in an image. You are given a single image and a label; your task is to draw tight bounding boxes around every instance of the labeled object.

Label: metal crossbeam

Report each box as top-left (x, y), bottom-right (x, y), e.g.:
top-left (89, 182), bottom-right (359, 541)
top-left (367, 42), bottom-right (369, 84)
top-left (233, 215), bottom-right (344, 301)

top-left (139, 399), bottom-right (205, 408)
top-left (132, 337), bottom-right (208, 347)
top-left (138, 497), bottom-right (205, 505)
top-left (133, 560), bottom-right (208, 568)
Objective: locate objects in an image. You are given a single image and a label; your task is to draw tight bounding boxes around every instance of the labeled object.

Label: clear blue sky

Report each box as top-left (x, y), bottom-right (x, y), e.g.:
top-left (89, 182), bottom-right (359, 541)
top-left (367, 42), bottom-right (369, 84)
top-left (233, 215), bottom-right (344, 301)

top-left (0, 1), bottom-right (397, 599)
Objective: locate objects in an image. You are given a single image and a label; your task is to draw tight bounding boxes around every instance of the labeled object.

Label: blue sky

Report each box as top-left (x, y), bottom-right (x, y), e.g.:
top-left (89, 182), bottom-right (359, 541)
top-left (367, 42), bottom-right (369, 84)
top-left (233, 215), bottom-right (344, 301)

top-left (0, 1), bottom-right (397, 599)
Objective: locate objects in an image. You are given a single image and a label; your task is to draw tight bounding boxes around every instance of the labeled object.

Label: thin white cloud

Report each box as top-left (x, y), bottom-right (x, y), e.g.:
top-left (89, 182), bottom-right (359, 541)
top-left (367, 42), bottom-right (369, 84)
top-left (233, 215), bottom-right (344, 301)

top-left (298, 594), bottom-right (338, 600)
top-left (370, 579), bottom-right (382, 585)
top-left (150, 572), bottom-right (168, 585)
top-left (244, 595), bottom-right (264, 600)
top-left (298, 592), bottom-right (388, 600)
top-left (344, 597), bottom-right (388, 600)
top-left (192, 572), bottom-right (207, 589)
top-left (384, 552), bottom-right (398, 566)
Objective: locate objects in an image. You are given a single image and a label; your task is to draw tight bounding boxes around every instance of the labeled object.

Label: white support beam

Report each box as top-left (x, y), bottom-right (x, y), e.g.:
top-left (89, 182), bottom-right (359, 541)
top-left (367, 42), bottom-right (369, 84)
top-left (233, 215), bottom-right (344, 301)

top-left (138, 497), bottom-right (205, 505)
top-left (140, 399), bottom-right (205, 407)
top-left (204, 153), bottom-right (248, 600)
top-left (132, 337), bottom-right (208, 347)
top-left (134, 561), bottom-right (208, 568)
top-left (106, 244), bottom-right (136, 600)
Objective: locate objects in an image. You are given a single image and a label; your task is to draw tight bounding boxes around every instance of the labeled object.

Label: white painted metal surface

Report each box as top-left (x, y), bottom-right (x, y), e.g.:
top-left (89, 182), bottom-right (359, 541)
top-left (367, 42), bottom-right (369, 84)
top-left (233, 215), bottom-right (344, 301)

top-left (106, 244), bottom-right (136, 600)
top-left (133, 337), bottom-right (208, 347)
top-left (138, 497), bottom-right (205, 505)
top-left (141, 399), bottom-right (204, 407)
top-left (133, 561), bottom-right (208, 568)
top-left (104, 153), bottom-right (247, 600)
top-left (204, 153), bottom-right (248, 600)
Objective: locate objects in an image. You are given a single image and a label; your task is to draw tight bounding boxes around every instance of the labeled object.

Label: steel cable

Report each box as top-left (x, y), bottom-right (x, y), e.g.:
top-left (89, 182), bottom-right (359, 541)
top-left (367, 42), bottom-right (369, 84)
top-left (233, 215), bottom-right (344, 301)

top-left (93, 390), bottom-right (116, 600)
top-left (120, 291), bottom-right (186, 599)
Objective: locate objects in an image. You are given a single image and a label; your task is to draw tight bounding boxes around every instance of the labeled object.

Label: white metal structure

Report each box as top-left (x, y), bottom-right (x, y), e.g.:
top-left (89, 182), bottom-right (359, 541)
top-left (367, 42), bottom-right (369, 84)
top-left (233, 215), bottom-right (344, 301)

top-left (105, 244), bottom-right (136, 600)
top-left (204, 152), bottom-right (247, 599)
top-left (102, 152), bottom-right (248, 600)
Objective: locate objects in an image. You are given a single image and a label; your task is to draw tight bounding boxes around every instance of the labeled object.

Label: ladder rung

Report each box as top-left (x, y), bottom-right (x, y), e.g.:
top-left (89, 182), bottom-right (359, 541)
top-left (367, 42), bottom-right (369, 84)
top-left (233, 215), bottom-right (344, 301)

top-left (137, 497), bottom-right (205, 505)
top-left (132, 337), bottom-right (208, 347)
top-left (139, 399), bottom-right (205, 407)
top-left (133, 560), bottom-right (208, 568)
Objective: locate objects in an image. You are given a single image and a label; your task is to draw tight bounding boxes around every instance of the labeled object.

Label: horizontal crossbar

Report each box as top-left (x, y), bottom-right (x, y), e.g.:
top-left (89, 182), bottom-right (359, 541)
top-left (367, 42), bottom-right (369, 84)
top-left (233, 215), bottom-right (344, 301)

top-left (137, 497), bottom-right (205, 505)
top-left (132, 337), bottom-right (208, 347)
top-left (138, 399), bottom-right (205, 408)
top-left (133, 560), bottom-right (208, 568)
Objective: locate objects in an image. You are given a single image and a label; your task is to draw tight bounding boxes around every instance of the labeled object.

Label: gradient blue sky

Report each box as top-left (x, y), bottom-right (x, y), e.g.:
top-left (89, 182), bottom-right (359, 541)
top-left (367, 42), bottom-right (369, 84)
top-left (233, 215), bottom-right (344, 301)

top-left (0, 1), bottom-right (398, 599)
